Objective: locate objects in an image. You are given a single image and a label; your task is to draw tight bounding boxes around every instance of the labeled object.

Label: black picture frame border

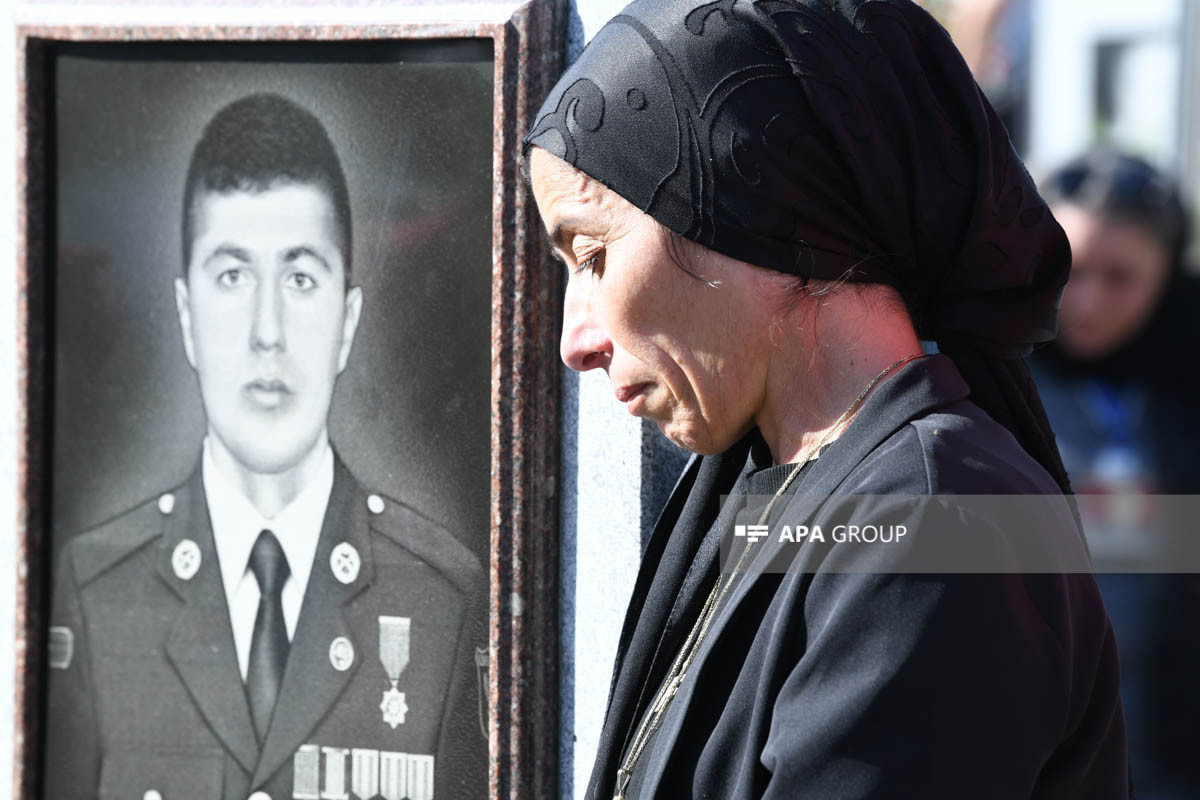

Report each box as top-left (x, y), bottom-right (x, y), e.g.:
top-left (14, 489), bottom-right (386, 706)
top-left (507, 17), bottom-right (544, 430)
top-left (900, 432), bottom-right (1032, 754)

top-left (13, 3), bottom-right (566, 797)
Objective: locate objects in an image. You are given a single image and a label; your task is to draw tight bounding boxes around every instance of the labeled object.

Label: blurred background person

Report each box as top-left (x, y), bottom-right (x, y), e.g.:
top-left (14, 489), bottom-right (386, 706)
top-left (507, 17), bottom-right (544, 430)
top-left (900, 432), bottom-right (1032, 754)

top-left (1037, 151), bottom-right (1197, 497)
top-left (1032, 149), bottom-right (1199, 799)
top-left (930, 3), bottom-right (1200, 793)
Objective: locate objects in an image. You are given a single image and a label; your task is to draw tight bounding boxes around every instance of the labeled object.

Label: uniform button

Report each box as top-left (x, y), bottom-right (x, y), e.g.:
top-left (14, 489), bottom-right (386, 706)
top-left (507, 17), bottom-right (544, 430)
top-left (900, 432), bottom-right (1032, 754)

top-left (329, 635), bottom-right (355, 671)
top-left (143, 791), bottom-right (163, 800)
top-left (367, 493), bottom-right (385, 514)
top-left (158, 493), bottom-right (175, 515)
top-left (248, 792), bottom-right (271, 800)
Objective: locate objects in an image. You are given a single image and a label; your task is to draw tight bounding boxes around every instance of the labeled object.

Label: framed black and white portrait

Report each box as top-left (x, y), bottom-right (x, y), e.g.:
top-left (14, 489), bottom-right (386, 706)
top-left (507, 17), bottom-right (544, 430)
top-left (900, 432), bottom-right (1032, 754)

top-left (14, 3), bottom-right (565, 798)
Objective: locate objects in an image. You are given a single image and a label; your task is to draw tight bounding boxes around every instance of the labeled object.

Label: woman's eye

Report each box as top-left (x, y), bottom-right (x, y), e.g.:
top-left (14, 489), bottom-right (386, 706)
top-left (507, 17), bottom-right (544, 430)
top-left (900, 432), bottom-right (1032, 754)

top-left (217, 268), bottom-right (247, 288)
top-left (576, 250), bottom-right (605, 277)
top-left (286, 272), bottom-right (317, 291)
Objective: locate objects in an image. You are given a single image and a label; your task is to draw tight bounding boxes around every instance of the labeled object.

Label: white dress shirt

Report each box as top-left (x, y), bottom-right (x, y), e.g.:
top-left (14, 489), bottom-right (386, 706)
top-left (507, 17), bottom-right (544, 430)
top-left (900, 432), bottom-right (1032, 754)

top-left (202, 438), bottom-right (333, 681)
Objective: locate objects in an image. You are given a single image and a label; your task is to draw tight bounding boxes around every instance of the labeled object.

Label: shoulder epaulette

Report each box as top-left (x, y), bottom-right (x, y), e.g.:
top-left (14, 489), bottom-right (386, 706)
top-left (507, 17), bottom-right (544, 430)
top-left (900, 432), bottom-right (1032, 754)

top-left (362, 492), bottom-right (483, 596)
top-left (65, 489), bottom-right (178, 586)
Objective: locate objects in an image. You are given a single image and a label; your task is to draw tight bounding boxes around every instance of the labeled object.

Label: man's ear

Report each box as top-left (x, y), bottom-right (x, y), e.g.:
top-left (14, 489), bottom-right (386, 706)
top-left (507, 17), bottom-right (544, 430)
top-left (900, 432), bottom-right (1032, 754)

top-left (337, 284), bottom-right (363, 374)
top-left (174, 276), bottom-right (197, 370)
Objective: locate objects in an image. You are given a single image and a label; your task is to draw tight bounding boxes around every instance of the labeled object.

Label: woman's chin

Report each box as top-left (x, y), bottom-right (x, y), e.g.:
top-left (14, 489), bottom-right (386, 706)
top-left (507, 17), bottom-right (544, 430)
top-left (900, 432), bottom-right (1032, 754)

top-left (656, 421), bottom-right (701, 454)
top-left (657, 420), bottom-right (735, 456)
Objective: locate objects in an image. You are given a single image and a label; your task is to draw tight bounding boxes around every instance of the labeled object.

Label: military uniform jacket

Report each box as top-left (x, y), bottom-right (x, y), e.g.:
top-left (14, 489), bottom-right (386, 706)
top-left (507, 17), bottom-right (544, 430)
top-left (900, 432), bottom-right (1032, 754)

top-left (590, 355), bottom-right (1129, 799)
top-left (45, 456), bottom-right (487, 800)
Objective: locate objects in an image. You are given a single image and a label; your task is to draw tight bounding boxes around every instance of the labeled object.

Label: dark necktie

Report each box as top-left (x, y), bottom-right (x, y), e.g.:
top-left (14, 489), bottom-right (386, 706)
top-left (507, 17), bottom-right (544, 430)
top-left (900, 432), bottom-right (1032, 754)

top-left (247, 529), bottom-right (291, 742)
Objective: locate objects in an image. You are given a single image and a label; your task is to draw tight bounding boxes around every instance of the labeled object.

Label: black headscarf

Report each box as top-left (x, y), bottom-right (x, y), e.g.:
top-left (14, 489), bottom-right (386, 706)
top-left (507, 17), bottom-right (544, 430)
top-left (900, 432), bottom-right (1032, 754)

top-left (526, 0), bottom-right (1072, 492)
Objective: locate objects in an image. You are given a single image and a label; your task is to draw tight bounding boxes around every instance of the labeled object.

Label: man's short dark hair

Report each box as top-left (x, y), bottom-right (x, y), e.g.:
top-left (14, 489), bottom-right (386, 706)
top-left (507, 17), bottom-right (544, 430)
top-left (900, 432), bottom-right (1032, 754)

top-left (182, 93), bottom-right (352, 276)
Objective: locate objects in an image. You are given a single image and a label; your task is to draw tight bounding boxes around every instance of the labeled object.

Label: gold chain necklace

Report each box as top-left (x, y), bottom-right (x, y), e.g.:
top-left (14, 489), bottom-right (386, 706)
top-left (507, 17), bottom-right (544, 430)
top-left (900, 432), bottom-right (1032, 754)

top-left (612, 351), bottom-right (928, 800)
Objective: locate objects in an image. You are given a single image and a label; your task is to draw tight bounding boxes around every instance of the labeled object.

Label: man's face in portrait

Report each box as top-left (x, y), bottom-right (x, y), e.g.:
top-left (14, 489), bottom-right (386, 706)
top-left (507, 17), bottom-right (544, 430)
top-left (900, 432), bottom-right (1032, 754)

top-left (174, 181), bottom-right (362, 475)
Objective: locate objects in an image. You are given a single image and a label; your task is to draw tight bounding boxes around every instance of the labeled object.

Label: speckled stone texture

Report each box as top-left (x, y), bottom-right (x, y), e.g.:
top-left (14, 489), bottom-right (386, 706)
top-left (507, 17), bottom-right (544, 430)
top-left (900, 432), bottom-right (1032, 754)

top-left (553, 5), bottom-right (693, 798)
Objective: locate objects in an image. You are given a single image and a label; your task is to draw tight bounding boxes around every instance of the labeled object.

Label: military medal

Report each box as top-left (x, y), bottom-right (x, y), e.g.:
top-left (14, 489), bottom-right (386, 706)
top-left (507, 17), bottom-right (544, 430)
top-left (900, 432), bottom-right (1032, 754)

top-left (292, 744), bottom-right (320, 800)
top-left (380, 686), bottom-right (408, 729)
top-left (475, 646), bottom-right (489, 738)
top-left (48, 626), bottom-right (74, 671)
top-left (322, 746), bottom-right (349, 800)
top-left (378, 752), bottom-right (434, 800)
top-left (379, 751), bottom-right (408, 800)
top-left (406, 754), bottom-right (435, 800)
top-left (378, 616), bottom-right (411, 729)
top-left (351, 748), bottom-right (380, 800)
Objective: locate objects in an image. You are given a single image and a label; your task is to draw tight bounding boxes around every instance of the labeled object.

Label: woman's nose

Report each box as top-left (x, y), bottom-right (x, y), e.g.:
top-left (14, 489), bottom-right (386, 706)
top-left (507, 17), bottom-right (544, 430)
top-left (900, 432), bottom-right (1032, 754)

top-left (559, 278), bottom-right (612, 372)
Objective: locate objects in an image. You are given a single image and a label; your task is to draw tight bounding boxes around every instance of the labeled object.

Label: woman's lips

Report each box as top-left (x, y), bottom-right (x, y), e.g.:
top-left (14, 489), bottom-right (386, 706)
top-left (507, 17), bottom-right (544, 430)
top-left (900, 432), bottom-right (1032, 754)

top-left (615, 383), bottom-right (650, 414)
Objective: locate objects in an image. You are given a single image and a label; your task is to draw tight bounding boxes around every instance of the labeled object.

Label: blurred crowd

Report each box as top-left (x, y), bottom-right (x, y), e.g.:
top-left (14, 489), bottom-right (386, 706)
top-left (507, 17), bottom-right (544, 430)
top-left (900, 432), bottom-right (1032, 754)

top-left (934, 1), bottom-right (1200, 796)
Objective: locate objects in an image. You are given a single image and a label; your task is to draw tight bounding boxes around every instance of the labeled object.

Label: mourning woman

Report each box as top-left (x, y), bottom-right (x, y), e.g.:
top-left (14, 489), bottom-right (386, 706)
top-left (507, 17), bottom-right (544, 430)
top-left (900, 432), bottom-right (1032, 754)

top-left (525, 1), bottom-right (1127, 798)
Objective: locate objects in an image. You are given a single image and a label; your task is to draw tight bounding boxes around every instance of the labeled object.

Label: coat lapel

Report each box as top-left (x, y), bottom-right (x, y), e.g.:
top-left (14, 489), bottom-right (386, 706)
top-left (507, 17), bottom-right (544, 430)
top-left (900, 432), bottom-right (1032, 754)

top-left (635, 355), bottom-right (971, 797)
top-left (589, 443), bottom-right (756, 797)
top-left (161, 467), bottom-right (261, 776)
top-left (251, 458), bottom-right (375, 788)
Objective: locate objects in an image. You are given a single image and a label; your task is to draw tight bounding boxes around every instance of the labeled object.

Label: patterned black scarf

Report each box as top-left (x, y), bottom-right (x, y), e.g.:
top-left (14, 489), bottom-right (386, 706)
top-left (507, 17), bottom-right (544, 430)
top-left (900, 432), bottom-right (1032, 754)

top-left (527, 0), bottom-right (1072, 491)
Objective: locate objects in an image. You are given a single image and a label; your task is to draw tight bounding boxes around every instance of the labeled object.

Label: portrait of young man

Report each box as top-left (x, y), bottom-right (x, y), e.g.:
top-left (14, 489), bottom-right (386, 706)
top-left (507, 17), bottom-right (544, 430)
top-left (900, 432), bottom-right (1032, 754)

top-left (43, 91), bottom-right (488, 800)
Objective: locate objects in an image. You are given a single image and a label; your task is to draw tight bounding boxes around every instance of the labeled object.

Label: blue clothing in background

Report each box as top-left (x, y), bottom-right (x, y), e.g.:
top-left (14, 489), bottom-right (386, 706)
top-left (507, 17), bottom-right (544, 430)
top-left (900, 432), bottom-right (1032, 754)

top-left (1033, 356), bottom-right (1200, 799)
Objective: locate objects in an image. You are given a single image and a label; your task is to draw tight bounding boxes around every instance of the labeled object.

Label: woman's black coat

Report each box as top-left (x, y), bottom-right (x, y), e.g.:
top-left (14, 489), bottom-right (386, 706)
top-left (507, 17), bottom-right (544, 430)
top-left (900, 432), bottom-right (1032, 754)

top-left (588, 355), bottom-right (1128, 799)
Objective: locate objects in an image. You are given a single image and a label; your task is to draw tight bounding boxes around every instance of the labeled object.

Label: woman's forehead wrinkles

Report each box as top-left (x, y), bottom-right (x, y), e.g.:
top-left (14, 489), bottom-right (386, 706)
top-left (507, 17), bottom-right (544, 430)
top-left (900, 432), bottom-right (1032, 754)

top-left (537, 152), bottom-right (608, 206)
top-left (554, 184), bottom-right (617, 234)
top-left (555, 173), bottom-right (608, 215)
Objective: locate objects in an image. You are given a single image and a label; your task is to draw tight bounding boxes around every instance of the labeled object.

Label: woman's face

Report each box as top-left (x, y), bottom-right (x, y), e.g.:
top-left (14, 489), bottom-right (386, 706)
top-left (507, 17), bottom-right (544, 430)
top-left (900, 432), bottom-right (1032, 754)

top-left (1054, 203), bottom-right (1172, 360)
top-left (529, 148), bottom-right (771, 454)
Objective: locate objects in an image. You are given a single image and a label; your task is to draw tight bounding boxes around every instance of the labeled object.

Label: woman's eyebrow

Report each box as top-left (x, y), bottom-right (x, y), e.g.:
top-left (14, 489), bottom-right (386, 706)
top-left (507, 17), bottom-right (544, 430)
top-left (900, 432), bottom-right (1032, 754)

top-left (547, 215), bottom-right (591, 260)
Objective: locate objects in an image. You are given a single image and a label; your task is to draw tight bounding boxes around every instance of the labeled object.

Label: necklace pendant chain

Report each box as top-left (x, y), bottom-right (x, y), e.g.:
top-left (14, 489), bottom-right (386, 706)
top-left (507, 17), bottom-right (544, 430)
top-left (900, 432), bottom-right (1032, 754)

top-left (653, 673), bottom-right (684, 715)
top-left (758, 351), bottom-right (928, 527)
top-left (613, 767), bottom-right (631, 800)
